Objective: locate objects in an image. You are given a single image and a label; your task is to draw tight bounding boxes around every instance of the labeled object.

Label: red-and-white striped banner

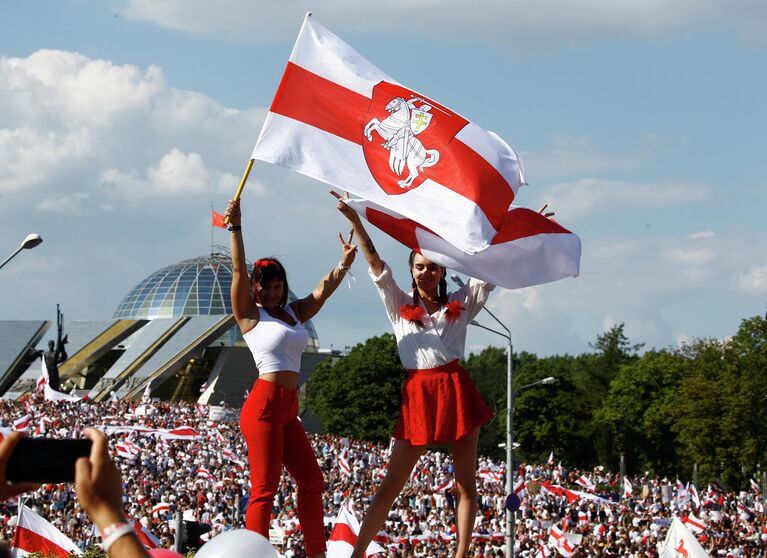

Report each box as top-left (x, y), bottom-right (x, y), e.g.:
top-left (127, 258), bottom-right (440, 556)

top-left (252, 14), bottom-right (525, 254)
top-left (328, 503), bottom-right (385, 558)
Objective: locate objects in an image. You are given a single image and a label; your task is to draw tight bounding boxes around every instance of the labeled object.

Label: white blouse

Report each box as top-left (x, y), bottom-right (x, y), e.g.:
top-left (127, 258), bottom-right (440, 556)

top-left (370, 262), bottom-right (495, 370)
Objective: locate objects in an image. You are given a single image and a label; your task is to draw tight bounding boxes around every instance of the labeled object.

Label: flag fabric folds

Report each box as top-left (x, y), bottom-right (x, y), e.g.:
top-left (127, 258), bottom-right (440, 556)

top-left (11, 504), bottom-right (82, 557)
top-left (345, 198), bottom-right (580, 289)
top-left (252, 14), bottom-right (525, 254)
top-left (659, 518), bottom-right (710, 558)
top-left (211, 210), bottom-right (227, 229)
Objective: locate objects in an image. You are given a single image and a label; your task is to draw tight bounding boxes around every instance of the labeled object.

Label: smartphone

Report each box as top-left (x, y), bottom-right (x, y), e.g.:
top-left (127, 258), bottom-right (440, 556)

top-left (6, 438), bottom-right (92, 483)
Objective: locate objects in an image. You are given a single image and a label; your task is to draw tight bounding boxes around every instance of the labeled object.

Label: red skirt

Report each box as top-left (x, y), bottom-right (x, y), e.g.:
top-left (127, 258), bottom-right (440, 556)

top-left (393, 360), bottom-right (494, 446)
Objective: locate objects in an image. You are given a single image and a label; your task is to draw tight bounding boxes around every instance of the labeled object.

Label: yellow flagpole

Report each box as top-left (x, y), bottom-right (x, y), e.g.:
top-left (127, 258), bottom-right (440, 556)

top-left (225, 158), bottom-right (255, 225)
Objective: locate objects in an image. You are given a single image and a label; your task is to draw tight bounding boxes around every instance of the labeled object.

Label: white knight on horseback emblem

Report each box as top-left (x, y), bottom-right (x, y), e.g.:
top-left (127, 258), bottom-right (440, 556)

top-left (364, 97), bottom-right (441, 189)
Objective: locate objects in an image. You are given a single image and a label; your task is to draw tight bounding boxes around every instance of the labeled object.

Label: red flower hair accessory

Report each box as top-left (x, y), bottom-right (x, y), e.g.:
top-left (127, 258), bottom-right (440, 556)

top-left (254, 258), bottom-right (274, 269)
top-left (399, 304), bottom-right (425, 323)
top-left (444, 300), bottom-right (463, 322)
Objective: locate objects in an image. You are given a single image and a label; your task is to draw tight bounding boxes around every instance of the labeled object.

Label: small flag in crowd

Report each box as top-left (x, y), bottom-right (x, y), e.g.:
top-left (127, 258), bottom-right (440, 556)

top-left (548, 451), bottom-right (554, 465)
top-left (623, 477), bottom-right (633, 499)
top-left (328, 503), bottom-right (385, 558)
top-left (548, 525), bottom-right (576, 557)
top-left (682, 513), bottom-right (707, 534)
top-left (338, 449), bottom-right (352, 477)
top-left (11, 504), bottom-right (82, 557)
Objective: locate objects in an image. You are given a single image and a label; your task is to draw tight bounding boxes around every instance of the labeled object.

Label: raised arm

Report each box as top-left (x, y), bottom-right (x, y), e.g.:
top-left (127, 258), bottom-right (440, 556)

top-left (331, 191), bottom-right (384, 276)
top-left (225, 199), bottom-right (258, 332)
top-left (292, 229), bottom-right (357, 323)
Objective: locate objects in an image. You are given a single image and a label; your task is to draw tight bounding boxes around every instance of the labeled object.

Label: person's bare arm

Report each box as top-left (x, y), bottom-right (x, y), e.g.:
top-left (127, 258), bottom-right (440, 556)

top-left (225, 199), bottom-right (259, 333)
top-left (331, 191), bottom-right (384, 276)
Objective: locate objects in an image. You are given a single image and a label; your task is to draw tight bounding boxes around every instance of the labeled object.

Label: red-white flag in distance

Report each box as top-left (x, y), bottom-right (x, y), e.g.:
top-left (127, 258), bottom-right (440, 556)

top-left (659, 518), bottom-right (710, 558)
top-left (623, 477), bottom-right (633, 499)
top-left (682, 513), bottom-right (707, 534)
top-left (13, 414), bottom-right (32, 431)
top-left (750, 478), bottom-right (761, 494)
top-left (547, 451), bottom-right (554, 465)
top-left (434, 478), bottom-right (454, 492)
top-left (345, 199), bottom-right (580, 289)
top-left (252, 14), bottom-right (525, 254)
top-left (11, 504), bottom-right (82, 557)
top-left (338, 450), bottom-right (352, 477)
top-left (328, 503), bottom-right (385, 558)
top-left (131, 519), bottom-right (160, 549)
top-left (575, 475), bottom-right (595, 492)
top-left (548, 525), bottom-right (576, 557)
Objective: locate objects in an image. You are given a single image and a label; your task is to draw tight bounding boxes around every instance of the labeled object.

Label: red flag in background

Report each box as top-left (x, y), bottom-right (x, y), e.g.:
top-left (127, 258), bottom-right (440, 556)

top-left (212, 210), bottom-right (227, 229)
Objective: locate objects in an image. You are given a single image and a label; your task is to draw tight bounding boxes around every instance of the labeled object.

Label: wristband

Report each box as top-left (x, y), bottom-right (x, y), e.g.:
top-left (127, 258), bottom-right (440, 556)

top-left (101, 522), bottom-right (135, 552)
top-left (228, 225), bottom-right (242, 232)
top-left (338, 262), bottom-right (350, 272)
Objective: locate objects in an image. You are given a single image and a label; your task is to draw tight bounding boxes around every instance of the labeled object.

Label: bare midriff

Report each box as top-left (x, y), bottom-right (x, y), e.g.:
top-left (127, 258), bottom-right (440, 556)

top-left (259, 371), bottom-right (300, 389)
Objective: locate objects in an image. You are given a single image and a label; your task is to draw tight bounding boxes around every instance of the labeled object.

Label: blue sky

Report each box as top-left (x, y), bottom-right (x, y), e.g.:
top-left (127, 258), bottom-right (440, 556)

top-left (1, 0), bottom-right (765, 357)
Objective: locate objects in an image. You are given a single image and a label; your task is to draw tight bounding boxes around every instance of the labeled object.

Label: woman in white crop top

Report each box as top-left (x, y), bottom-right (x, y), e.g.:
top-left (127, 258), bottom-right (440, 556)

top-left (226, 198), bottom-right (356, 558)
top-left (335, 192), bottom-right (494, 558)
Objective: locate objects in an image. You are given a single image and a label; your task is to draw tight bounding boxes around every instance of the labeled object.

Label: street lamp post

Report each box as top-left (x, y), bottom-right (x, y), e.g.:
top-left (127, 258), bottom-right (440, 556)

top-left (451, 275), bottom-right (515, 557)
top-left (451, 275), bottom-right (556, 558)
top-left (0, 234), bottom-right (43, 271)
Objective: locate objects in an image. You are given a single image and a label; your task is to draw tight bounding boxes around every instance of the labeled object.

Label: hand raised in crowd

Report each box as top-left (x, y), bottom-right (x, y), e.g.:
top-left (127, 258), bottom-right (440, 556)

top-left (537, 203), bottom-right (556, 219)
top-left (0, 432), bottom-right (40, 502)
top-left (225, 198), bottom-right (242, 226)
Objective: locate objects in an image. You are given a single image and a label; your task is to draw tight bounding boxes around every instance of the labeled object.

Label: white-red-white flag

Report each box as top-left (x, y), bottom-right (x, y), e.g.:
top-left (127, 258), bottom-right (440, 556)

top-left (116, 440), bottom-right (141, 460)
top-left (575, 475), bottom-right (595, 492)
top-left (13, 414), bottom-right (32, 431)
top-left (548, 525), bottom-right (576, 557)
top-left (151, 502), bottom-right (171, 516)
top-left (547, 451), bottom-right (554, 465)
top-left (131, 519), bottom-right (160, 549)
top-left (345, 198), bottom-right (580, 289)
top-left (44, 384), bottom-right (80, 402)
top-left (659, 518), bottom-right (710, 558)
top-left (252, 14), bottom-right (525, 254)
top-left (197, 467), bottom-right (214, 480)
top-left (328, 503), bottom-right (385, 558)
top-left (158, 427), bottom-right (202, 440)
top-left (689, 484), bottom-right (701, 510)
top-left (682, 513), bottom-right (707, 534)
top-left (339, 449), bottom-right (352, 477)
top-left (434, 478), bottom-right (454, 492)
top-left (750, 478), bottom-right (761, 494)
top-left (11, 504), bottom-right (82, 556)
top-left (37, 357), bottom-right (48, 393)
top-left (141, 381), bottom-right (152, 402)
top-left (513, 479), bottom-right (528, 499)
top-left (623, 477), bottom-right (633, 499)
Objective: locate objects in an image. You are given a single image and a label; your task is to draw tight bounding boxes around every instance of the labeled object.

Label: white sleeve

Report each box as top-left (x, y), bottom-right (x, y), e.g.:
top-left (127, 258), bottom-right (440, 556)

top-left (368, 261), bottom-right (410, 323)
top-left (462, 278), bottom-right (496, 321)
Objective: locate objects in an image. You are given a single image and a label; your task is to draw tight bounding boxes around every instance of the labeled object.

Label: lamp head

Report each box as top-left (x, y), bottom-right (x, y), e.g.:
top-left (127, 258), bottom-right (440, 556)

top-left (21, 234), bottom-right (42, 250)
top-left (541, 377), bottom-right (556, 385)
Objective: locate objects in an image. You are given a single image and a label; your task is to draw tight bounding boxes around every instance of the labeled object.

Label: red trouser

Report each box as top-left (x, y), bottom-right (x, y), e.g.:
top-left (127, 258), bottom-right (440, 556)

top-left (240, 379), bottom-right (326, 556)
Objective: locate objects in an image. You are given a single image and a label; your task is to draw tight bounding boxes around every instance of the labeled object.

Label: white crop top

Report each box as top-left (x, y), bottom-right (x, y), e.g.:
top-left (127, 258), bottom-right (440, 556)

top-left (242, 305), bottom-right (308, 374)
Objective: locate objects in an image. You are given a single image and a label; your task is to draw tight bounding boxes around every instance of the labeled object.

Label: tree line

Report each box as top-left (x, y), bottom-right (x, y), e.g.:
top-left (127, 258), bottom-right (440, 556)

top-left (307, 314), bottom-right (767, 489)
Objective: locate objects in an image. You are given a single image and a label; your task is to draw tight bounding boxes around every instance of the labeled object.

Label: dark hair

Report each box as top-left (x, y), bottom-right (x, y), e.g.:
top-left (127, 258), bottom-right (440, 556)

top-left (250, 257), bottom-right (289, 307)
top-left (408, 251), bottom-right (447, 307)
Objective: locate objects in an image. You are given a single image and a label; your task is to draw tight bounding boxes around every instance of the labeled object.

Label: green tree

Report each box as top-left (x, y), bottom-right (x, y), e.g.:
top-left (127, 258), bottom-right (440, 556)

top-left (594, 350), bottom-right (683, 475)
top-left (307, 333), bottom-right (407, 443)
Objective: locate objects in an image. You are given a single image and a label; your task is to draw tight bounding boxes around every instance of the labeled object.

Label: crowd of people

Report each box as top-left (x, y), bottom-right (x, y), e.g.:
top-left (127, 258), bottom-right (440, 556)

top-left (0, 396), bottom-right (765, 557)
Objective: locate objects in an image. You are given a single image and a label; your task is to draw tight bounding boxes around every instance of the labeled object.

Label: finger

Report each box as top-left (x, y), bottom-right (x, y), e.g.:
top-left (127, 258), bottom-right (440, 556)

top-left (329, 190), bottom-right (341, 200)
top-left (537, 203), bottom-right (548, 214)
top-left (338, 232), bottom-right (345, 245)
top-left (347, 229), bottom-right (354, 244)
top-left (83, 428), bottom-right (107, 468)
top-left (75, 456), bottom-right (92, 487)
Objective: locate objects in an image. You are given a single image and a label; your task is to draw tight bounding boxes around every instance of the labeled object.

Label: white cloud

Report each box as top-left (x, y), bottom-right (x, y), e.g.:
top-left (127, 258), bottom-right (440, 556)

top-left (734, 265), bottom-right (767, 294)
top-left (534, 178), bottom-right (711, 220)
top-left (0, 49), bottom-right (264, 205)
top-left (118, 0), bottom-right (767, 48)
top-left (686, 230), bottom-right (715, 240)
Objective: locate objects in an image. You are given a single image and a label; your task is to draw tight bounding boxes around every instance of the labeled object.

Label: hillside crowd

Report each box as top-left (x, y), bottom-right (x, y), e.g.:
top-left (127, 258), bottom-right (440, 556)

top-left (0, 397), bottom-right (765, 557)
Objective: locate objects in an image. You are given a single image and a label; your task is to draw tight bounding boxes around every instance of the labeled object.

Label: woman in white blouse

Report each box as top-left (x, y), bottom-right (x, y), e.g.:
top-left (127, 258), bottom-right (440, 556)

top-left (334, 193), bottom-right (495, 558)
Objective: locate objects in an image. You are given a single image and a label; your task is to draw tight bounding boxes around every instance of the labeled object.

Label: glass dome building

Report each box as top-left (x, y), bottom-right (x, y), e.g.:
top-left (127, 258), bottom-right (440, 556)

top-left (113, 247), bottom-right (319, 350)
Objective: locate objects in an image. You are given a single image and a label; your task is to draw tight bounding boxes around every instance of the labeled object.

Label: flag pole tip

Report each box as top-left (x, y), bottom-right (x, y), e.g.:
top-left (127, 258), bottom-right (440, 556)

top-left (307, 11), bottom-right (312, 17)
